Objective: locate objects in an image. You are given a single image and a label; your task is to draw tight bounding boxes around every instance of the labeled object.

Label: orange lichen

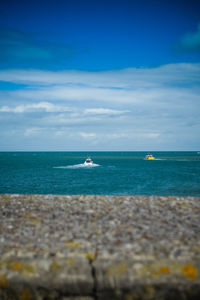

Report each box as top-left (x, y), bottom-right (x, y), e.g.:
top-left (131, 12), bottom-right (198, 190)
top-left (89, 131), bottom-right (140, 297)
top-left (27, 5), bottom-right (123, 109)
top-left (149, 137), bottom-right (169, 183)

top-left (29, 220), bottom-right (38, 225)
top-left (182, 264), bottom-right (198, 280)
top-left (66, 257), bottom-right (75, 266)
top-left (86, 252), bottom-right (95, 262)
top-left (50, 261), bottom-right (61, 271)
top-left (0, 274), bottom-right (8, 287)
top-left (106, 263), bottom-right (127, 276)
top-left (23, 214), bottom-right (34, 218)
top-left (24, 265), bottom-right (34, 273)
top-left (65, 241), bottom-right (82, 248)
top-left (125, 291), bottom-right (139, 300)
top-left (126, 226), bottom-right (134, 230)
top-left (160, 266), bottom-right (170, 274)
top-left (152, 270), bottom-right (159, 277)
top-left (12, 261), bottom-right (24, 272)
top-left (19, 288), bottom-right (31, 300)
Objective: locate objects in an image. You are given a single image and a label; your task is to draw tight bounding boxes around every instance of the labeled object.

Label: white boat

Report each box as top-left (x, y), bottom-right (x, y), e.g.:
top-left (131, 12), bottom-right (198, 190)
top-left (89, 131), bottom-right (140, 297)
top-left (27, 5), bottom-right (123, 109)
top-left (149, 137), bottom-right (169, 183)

top-left (84, 157), bottom-right (93, 165)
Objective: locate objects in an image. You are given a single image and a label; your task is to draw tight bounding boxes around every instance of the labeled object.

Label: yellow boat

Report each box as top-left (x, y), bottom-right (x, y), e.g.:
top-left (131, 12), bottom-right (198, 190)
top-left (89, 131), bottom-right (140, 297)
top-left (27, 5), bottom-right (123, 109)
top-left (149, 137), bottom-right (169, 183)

top-left (145, 154), bottom-right (155, 160)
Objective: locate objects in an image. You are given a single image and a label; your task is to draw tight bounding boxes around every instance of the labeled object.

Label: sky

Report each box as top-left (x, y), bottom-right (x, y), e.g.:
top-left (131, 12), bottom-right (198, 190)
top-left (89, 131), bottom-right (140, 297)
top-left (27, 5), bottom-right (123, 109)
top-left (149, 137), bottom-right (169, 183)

top-left (0, 0), bottom-right (200, 151)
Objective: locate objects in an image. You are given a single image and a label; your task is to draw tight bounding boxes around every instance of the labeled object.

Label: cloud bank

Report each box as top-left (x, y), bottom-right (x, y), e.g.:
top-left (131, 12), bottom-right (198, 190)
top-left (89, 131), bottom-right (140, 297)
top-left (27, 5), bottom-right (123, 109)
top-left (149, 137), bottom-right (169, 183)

top-left (0, 63), bottom-right (199, 150)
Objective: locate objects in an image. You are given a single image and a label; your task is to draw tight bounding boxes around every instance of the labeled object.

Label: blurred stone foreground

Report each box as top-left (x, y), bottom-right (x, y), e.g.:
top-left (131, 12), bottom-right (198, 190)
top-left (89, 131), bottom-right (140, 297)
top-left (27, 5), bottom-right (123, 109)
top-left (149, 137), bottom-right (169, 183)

top-left (0, 194), bottom-right (200, 300)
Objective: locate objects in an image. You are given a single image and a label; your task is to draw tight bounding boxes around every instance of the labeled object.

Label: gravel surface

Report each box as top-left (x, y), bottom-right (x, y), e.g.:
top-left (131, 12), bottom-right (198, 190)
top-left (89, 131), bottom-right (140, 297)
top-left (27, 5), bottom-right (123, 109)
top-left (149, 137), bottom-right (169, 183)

top-left (0, 194), bottom-right (200, 299)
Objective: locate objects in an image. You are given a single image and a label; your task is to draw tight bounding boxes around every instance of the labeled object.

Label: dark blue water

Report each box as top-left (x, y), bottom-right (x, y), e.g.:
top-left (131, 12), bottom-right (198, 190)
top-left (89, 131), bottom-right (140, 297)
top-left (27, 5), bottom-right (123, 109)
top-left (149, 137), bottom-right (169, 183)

top-left (0, 152), bottom-right (200, 196)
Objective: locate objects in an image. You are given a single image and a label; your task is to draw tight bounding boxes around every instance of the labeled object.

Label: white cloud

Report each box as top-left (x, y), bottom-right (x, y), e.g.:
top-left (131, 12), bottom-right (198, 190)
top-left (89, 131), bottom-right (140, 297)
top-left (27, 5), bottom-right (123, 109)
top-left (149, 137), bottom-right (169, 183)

top-left (83, 108), bottom-right (129, 115)
top-left (0, 63), bottom-right (199, 150)
top-left (0, 63), bottom-right (199, 87)
top-left (144, 133), bottom-right (160, 138)
top-left (0, 102), bottom-right (71, 113)
top-left (101, 132), bottom-right (160, 140)
top-left (54, 130), bottom-right (66, 136)
top-left (79, 132), bottom-right (97, 139)
top-left (0, 64), bottom-right (199, 111)
top-left (24, 127), bottom-right (41, 136)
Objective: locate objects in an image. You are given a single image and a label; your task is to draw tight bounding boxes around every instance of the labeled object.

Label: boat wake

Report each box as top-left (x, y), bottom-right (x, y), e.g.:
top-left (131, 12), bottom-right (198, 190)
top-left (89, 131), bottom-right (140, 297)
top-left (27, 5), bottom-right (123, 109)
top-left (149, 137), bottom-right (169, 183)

top-left (143, 158), bottom-right (163, 161)
top-left (54, 163), bottom-right (100, 169)
top-left (151, 158), bottom-right (163, 160)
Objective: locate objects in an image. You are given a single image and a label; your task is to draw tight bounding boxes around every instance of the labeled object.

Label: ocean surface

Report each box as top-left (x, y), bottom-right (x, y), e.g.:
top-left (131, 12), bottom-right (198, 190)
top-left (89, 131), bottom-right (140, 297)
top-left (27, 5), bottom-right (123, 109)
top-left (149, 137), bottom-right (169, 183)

top-left (0, 152), bottom-right (200, 196)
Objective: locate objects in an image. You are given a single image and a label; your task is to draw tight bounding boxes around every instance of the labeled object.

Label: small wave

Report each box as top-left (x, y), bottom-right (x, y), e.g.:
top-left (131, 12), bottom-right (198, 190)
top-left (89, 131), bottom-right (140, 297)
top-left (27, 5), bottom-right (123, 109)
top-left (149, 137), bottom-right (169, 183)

top-left (153, 158), bottom-right (165, 160)
top-left (143, 158), bottom-right (163, 161)
top-left (54, 163), bottom-right (100, 169)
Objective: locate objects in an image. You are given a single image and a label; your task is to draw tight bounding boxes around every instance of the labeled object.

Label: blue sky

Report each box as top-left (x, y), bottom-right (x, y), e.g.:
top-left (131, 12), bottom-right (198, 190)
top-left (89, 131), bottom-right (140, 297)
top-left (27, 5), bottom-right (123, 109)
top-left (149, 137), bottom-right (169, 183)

top-left (0, 0), bottom-right (200, 150)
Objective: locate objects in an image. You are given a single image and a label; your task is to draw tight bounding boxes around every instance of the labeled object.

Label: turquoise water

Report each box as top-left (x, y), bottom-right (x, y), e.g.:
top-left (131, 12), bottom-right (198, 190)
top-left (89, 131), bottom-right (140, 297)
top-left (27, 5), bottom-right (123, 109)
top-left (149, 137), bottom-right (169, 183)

top-left (0, 152), bottom-right (200, 196)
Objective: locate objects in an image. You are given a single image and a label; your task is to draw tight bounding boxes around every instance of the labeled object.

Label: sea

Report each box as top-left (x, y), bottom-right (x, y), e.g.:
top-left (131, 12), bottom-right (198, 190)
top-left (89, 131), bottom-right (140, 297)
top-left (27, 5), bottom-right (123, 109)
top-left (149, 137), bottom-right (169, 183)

top-left (0, 152), bottom-right (200, 196)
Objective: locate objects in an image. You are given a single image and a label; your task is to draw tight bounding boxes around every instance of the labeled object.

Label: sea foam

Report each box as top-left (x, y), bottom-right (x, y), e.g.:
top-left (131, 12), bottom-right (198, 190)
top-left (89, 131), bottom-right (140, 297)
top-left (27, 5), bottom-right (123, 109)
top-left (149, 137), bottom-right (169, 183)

top-left (54, 163), bottom-right (100, 169)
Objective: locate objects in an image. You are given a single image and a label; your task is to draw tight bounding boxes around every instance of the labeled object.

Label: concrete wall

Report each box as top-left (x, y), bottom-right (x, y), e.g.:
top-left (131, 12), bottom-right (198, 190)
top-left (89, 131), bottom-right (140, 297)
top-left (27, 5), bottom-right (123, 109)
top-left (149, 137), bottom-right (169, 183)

top-left (0, 194), bottom-right (200, 299)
